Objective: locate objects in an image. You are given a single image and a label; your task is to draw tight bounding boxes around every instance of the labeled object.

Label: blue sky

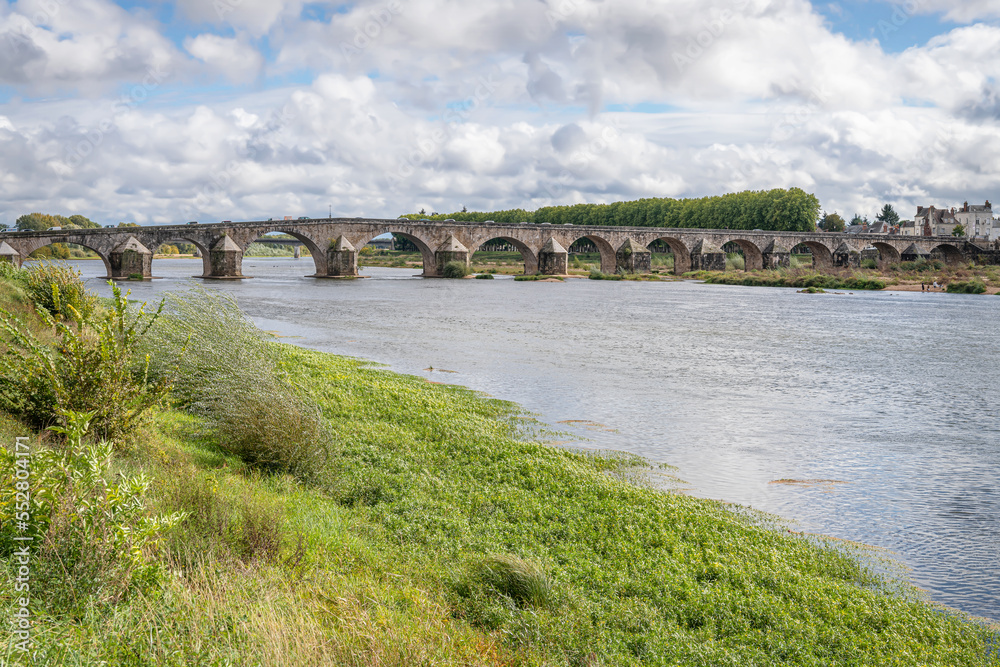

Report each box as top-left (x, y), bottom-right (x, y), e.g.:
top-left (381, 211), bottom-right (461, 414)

top-left (0, 0), bottom-right (998, 225)
top-left (815, 1), bottom-right (961, 52)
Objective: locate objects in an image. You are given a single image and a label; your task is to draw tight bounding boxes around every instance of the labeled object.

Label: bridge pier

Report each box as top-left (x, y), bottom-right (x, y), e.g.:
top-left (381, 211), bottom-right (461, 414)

top-left (538, 238), bottom-right (568, 275)
top-left (323, 235), bottom-right (358, 277)
top-left (616, 238), bottom-right (651, 274)
top-left (901, 243), bottom-right (930, 263)
top-left (109, 237), bottom-right (152, 280)
top-left (833, 242), bottom-right (860, 269)
top-left (690, 240), bottom-right (726, 271)
top-left (762, 241), bottom-right (790, 270)
top-left (0, 242), bottom-right (21, 267)
top-left (433, 235), bottom-right (470, 277)
top-left (205, 235), bottom-right (245, 279)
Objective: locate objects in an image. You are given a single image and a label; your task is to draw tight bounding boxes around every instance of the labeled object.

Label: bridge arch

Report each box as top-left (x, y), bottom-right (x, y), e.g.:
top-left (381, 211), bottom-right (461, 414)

top-left (151, 237), bottom-right (212, 278)
top-left (470, 236), bottom-right (538, 275)
top-left (870, 242), bottom-right (901, 270)
top-left (565, 234), bottom-right (616, 274)
top-left (23, 237), bottom-right (112, 277)
top-left (721, 238), bottom-right (764, 271)
top-left (245, 229), bottom-right (326, 277)
top-left (929, 242), bottom-right (965, 265)
top-left (791, 241), bottom-right (834, 269)
top-left (647, 236), bottom-right (691, 274)
top-left (356, 228), bottom-right (437, 276)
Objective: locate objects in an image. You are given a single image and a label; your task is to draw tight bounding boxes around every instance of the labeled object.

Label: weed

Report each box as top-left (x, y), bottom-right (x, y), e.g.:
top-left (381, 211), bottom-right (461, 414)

top-left (442, 261), bottom-right (470, 279)
top-left (514, 275), bottom-right (563, 282)
top-left (140, 288), bottom-right (330, 480)
top-left (471, 554), bottom-right (553, 608)
top-left (0, 281), bottom-right (173, 443)
top-left (947, 280), bottom-right (987, 294)
top-left (726, 253), bottom-right (745, 271)
top-left (0, 410), bottom-right (184, 618)
top-left (22, 262), bottom-right (96, 320)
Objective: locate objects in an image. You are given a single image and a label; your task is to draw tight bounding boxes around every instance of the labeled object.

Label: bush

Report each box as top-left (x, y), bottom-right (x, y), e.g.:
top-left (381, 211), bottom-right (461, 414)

top-left (700, 272), bottom-right (885, 290)
top-left (474, 273), bottom-right (494, 280)
top-left (442, 261), bottom-right (469, 279)
top-left (894, 259), bottom-right (943, 273)
top-left (464, 554), bottom-right (553, 608)
top-left (514, 274), bottom-right (563, 281)
top-left (860, 258), bottom-right (878, 270)
top-left (0, 411), bottom-right (184, 617)
top-left (23, 261), bottom-right (96, 320)
top-left (140, 288), bottom-right (330, 481)
top-left (947, 280), bottom-right (987, 294)
top-left (588, 269), bottom-right (623, 281)
top-left (0, 282), bottom-right (173, 443)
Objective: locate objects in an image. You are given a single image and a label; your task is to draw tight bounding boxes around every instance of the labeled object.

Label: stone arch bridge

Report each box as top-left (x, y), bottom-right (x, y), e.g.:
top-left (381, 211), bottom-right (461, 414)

top-left (0, 218), bottom-right (993, 279)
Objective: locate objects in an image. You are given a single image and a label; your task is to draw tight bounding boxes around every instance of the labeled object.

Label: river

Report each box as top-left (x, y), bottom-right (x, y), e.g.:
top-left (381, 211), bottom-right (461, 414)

top-left (73, 257), bottom-right (999, 622)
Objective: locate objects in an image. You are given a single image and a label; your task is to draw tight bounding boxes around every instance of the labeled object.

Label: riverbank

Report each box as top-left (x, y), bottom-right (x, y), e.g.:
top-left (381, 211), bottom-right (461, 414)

top-left (1, 267), bottom-right (998, 665)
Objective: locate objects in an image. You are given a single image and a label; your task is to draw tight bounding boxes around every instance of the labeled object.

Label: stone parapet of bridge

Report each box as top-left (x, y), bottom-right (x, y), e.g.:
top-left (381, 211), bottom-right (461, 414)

top-left (0, 218), bottom-right (991, 280)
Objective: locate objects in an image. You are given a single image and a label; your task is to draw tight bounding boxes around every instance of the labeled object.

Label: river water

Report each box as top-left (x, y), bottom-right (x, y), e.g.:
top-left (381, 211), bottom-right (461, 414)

top-left (74, 257), bottom-right (999, 621)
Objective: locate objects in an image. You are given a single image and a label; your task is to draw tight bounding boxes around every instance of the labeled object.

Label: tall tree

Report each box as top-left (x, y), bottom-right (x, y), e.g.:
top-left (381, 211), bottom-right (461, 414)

top-left (408, 189), bottom-right (821, 232)
top-left (875, 204), bottom-right (899, 227)
top-left (820, 212), bottom-right (846, 232)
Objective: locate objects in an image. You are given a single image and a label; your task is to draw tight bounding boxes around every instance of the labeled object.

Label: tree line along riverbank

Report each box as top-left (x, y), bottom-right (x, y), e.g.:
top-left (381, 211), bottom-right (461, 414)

top-left (0, 262), bottom-right (998, 665)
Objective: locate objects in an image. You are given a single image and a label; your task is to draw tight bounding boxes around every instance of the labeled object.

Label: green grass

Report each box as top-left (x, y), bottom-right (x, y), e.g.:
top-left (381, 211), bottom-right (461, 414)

top-left (1, 277), bottom-right (998, 665)
top-left (947, 280), bottom-right (988, 294)
top-left (692, 270), bottom-right (886, 291)
top-left (513, 274), bottom-right (564, 281)
top-left (589, 269), bottom-right (624, 281)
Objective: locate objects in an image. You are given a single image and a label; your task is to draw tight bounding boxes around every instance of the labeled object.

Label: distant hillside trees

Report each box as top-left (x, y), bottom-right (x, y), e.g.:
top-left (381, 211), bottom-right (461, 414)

top-left (14, 213), bottom-right (101, 259)
top-left (403, 189), bottom-right (820, 232)
top-left (15, 213), bottom-right (100, 232)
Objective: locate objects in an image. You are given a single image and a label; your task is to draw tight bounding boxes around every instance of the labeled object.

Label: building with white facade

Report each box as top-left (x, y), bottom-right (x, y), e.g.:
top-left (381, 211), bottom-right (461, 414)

top-left (915, 206), bottom-right (957, 236)
top-left (953, 201), bottom-right (993, 239)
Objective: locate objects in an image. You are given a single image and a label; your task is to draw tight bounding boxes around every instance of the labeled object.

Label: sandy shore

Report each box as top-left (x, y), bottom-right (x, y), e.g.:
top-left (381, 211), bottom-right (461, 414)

top-left (884, 282), bottom-right (1000, 294)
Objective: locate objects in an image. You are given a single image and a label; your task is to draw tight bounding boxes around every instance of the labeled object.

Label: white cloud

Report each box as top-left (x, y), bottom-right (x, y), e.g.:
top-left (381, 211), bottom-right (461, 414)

top-left (185, 33), bottom-right (264, 83)
top-left (884, 0), bottom-right (1000, 22)
top-left (0, 0), bottom-right (178, 93)
top-left (0, 0), bottom-right (999, 228)
top-left (174, 0), bottom-right (298, 36)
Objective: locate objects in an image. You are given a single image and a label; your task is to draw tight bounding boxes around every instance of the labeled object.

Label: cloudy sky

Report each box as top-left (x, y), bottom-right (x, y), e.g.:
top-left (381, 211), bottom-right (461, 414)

top-left (0, 0), bottom-right (998, 226)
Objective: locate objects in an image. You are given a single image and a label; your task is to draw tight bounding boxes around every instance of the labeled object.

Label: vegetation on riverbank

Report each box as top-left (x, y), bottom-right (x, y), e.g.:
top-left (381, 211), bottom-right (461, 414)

top-left (0, 264), bottom-right (998, 665)
top-left (689, 269), bottom-right (888, 291)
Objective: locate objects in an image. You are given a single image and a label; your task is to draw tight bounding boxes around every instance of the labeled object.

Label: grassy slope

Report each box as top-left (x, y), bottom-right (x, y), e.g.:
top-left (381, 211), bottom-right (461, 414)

top-left (0, 286), bottom-right (998, 664)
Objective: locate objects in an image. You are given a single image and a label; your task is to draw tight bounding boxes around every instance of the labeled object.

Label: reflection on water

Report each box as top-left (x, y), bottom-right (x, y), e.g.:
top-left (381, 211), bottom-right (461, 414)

top-left (74, 257), bottom-right (1000, 621)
